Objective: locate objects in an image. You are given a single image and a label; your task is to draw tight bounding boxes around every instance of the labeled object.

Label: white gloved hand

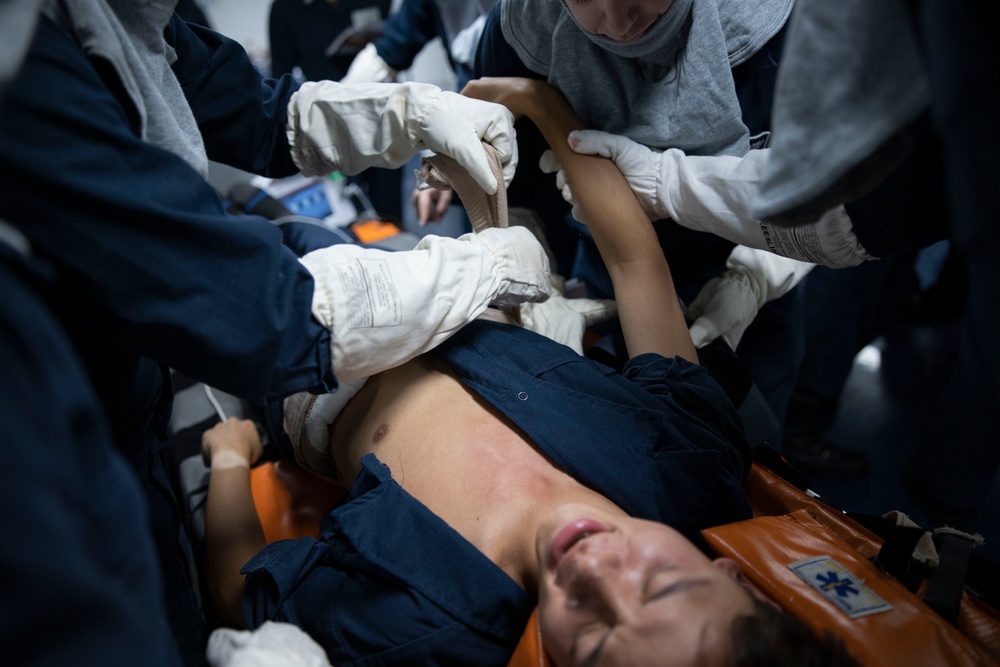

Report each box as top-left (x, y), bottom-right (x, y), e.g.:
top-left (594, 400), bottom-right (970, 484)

top-left (288, 80), bottom-right (517, 194)
top-left (542, 130), bottom-right (873, 268)
top-left (207, 622), bottom-right (331, 667)
top-left (686, 245), bottom-right (814, 350)
top-left (300, 225), bottom-right (551, 380)
top-left (520, 275), bottom-right (617, 355)
top-left (540, 131), bottom-right (666, 221)
top-left (340, 42), bottom-right (397, 84)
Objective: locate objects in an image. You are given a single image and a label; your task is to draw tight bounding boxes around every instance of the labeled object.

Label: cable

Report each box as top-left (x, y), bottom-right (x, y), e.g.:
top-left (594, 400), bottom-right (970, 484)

top-left (203, 384), bottom-right (228, 423)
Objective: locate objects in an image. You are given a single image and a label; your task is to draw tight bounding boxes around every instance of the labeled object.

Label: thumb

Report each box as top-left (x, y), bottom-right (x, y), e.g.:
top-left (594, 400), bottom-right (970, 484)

top-left (445, 120), bottom-right (499, 194)
top-left (539, 149), bottom-right (561, 174)
top-left (463, 147), bottom-right (499, 194)
top-left (688, 316), bottom-right (722, 349)
top-left (566, 297), bottom-right (618, 326)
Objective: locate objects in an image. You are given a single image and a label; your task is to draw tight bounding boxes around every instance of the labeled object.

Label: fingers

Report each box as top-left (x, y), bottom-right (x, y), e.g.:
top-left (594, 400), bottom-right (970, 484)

top-left (539, 149), bottom-right (561, 174)
top-left (687, 317), bottom-right (721, 349)
top-left (201, 417), bottom-right (263, 467)
top-left (539, 149), bottom-right (577, 208)
top-left (452, 137), bottom-right (499, 194)
top-left (572, 298), bottom-right (618, 326)
top-left (412, 188), bottom-right (452, 226)
top-left (477, 108), bottom-right (518, 190)
top-left (413, 188), bottom-right (432, 226)
top-left (434, 189), bottom-right (451, 219)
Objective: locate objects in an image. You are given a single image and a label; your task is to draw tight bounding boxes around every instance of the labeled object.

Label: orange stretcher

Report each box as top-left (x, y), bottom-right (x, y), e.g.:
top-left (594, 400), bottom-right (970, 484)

top-left (249, 454), bottom-right (1000, 666)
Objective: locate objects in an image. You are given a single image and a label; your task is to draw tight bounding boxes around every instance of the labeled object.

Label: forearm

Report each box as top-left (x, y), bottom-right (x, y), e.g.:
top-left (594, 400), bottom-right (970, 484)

top-left (205, 456), bottom-right (266, 627)
top-left (516, 84), bottom-right (697, 362)
top-left (167, 15), bottom-right (299, 177)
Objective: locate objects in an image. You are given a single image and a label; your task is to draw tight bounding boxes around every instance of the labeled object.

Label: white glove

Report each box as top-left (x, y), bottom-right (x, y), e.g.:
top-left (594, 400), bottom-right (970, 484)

top-left (340, 42), bottom-right (397, 84)
top-left (541, 131), bottom-right (873, 267)
top-left (283, 378), bottom-right (368, 479)
top-left (519, 275), bottom-right (617, 355)
top-left (300, 225), bottom-right (551, 380)
top-left (686, 245), bottom-right (814, 350)
top-left (288, 80), bottom-right (517, 194)
top-left (207, 622), bottom-right (331, 667)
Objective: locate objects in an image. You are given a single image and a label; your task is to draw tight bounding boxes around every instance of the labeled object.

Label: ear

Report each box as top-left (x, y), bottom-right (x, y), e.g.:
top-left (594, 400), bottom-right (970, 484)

top-left (712, 557), bottom-right (781, 610)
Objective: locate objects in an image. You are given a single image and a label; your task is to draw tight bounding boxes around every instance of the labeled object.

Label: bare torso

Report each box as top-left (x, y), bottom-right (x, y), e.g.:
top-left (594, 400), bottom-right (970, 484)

top-left (329, 354), bottom-right (619, 592)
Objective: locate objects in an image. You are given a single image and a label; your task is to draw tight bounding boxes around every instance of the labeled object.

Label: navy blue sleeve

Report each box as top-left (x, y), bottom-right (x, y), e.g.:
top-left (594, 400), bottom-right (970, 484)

top-left (623, 355), bottom-right (749, 461)
top-left (0, 251), bottom-right (182, 667)
top-left (374, 0), bottom-right (450, 72)
top-left (0, 18), bottom-right (336, 402)
top-left (241, 457), bottom-right (533, 665)
top-left (166, 15), bottom-right (301, 177)
top-left (623, 354), bottom-right (752, 528)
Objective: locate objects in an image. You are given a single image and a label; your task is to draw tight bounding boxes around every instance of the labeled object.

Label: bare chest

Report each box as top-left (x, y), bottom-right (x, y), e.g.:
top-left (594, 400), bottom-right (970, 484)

top-left (329, 357), bottom-right (569, 586)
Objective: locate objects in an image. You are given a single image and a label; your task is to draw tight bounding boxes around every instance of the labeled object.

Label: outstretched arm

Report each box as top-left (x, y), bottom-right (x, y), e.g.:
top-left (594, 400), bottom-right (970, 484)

top-left (462, 78), bottom-right (698, 363)
top-left (203, 418), bottom-right (266, 627)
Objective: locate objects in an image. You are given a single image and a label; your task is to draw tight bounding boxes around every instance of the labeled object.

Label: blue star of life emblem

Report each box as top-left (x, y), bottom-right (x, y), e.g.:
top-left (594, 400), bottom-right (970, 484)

top-left (789, 555), bottom-right (893, 619)
top-left (816, 571), bottom-right (861, 598)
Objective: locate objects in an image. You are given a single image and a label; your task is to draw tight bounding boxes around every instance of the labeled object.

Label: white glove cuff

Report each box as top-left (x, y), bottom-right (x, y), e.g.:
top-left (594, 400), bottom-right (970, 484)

top-left (806, 204), bottom-right (875, 267)
top-left (474, 226), bottom-right (550, 307)
top-left (300, 238), bottom-right (496, 381)
top-left (286, 81), bottom-right (440, 177)
top-left (725, 245), bottom-right (815, 308)
top-left (299, 229), bottom-right (548, 381)
top-left (283, 378), bottom-right (368, 479)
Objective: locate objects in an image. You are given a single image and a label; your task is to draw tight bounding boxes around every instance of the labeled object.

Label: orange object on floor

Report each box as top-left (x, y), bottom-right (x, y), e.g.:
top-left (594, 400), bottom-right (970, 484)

top-left (350, 219), bottom-right (402, 244)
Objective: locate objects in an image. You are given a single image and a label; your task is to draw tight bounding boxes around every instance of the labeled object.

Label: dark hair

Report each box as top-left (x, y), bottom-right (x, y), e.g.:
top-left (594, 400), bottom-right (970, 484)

top-left (726, 598), bottom-right (863, 667)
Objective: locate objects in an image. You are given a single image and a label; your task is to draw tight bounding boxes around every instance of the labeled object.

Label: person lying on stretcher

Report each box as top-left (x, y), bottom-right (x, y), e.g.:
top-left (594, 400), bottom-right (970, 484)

top-left (201, 78), bottom-right (861, 667)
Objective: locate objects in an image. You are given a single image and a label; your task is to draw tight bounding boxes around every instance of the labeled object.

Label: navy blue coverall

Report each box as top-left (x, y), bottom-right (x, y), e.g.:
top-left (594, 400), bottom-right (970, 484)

top-left (0, 14), bottom-right (339, 664)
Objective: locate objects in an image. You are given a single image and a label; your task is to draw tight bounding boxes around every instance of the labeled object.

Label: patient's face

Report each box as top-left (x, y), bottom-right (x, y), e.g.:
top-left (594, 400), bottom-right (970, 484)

top-left (535, 505), bottom-right (757, 667)
top-left (564, 0), bottom-right (675, 43)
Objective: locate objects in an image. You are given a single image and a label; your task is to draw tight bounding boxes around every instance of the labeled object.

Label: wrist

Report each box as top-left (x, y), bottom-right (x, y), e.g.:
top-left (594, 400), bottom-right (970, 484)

top-left (521, 82), bottom-right (560, 123)
top-left (402, 82), bottom-right (442, 144)
top-left (211, 449), bottom-right (252, 471)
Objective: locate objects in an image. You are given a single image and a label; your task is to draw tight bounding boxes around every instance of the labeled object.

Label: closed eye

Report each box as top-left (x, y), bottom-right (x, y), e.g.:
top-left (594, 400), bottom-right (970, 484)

top-left (646, 577), bottom-right (713, 605)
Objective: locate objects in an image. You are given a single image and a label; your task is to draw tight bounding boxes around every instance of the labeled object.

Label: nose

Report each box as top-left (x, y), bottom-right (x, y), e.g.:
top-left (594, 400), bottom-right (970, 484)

top-left (564, 539), bottom-right (641, 620)
top-left (603, 2), bottom-right (640, 40)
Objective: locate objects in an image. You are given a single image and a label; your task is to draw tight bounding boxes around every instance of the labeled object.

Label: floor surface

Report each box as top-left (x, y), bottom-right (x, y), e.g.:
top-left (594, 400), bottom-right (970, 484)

top-left (795, 313), bottom-right (1000, 566)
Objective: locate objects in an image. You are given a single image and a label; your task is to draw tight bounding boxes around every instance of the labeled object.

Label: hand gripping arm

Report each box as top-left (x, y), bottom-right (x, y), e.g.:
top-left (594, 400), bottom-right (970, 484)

top-left (299, 226), bottom-right (550, 381)
top-left (543, 131), bottom-right (874, 267)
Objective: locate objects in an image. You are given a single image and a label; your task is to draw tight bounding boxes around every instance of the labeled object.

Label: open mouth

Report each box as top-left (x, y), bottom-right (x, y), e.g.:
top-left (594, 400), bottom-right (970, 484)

top-left (550, 519), bottom-right (608, 568)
